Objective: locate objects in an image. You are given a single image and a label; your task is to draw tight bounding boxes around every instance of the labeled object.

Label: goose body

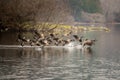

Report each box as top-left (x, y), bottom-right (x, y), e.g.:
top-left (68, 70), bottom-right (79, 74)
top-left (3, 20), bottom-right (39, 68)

top-left (83, 39), bottom-right (96, 46)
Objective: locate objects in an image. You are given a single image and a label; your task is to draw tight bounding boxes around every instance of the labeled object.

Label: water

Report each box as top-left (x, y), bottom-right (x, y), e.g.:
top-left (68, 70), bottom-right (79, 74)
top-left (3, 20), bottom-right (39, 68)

top-left (0, 24), bottom-right (120, 80)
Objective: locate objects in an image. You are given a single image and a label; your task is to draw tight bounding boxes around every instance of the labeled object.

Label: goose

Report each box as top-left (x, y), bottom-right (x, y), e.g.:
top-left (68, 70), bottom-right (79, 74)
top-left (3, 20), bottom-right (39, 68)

top-left (63, 39), bottom-right (75, 47)
top-left (18, 33), bottom-right (31, 42)
top-left (73, 35), bottom-right (84, 44)
top-left (82, 39), bottom-right (96, 48)
top-left (73, 35), bottom-right (83, 41)
top-left (64, 31), bottom-right (72, 36)
top-left (17, 34), bottom-right (30, 47)
top-left (34, 30), bottom-right (45, 39)
top-left (40, 33), bottom-right (45, 39)
top-left (57, 39), bottom-right (64, 46)
top-left (34, 30), bottom-right (40, 37)
top-left (65, 40), bottom-right (96, 50)
top-left (73, 35), bottom-right (79, 40)
top-left (46, 37), bottom-right (53, 44)
top-left (49, 33), bottom-right (55, 38)
top-left (42, 40), bottom-right (49, 46)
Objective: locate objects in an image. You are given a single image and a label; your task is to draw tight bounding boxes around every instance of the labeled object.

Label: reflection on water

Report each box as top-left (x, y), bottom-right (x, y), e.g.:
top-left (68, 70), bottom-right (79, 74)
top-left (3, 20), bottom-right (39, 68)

top-left (0, 24), bottom-right (120, 80)
top-left (0, 47), bottom-right (120, 80)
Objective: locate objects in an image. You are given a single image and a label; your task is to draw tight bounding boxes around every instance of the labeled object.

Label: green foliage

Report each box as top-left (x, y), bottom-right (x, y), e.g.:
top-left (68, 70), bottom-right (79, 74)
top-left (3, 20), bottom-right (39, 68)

top-left (69, 0), bottom-right (82, 21)
top-left (114, 12), bottom-right (120, 22)
top-left (68, 0), bottom-right (101, 21)
top-left (80, 0), bottom-right (101, 13)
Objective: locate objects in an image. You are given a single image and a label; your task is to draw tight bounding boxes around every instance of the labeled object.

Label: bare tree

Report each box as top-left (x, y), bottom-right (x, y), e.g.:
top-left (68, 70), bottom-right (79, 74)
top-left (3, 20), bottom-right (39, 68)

top-left (0, 0), bottom-right (74, 31)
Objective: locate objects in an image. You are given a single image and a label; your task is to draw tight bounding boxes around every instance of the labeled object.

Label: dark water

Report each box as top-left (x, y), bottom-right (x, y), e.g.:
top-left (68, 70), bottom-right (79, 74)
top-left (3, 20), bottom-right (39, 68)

top-left (0, 24), bottom-right (120, 80)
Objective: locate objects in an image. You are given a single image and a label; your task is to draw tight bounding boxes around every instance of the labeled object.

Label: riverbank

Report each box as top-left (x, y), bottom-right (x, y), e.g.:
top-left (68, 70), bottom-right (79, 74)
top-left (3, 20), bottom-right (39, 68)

top-left (0, 23), bottom-right (110, 46)
top-left (0, 22), bottom-right (110, 33)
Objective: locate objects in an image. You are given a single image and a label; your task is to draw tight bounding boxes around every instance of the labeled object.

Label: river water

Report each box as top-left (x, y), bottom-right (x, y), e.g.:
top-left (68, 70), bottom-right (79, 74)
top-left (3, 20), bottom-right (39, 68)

top-left (0, 24), bottom-right (120, 80)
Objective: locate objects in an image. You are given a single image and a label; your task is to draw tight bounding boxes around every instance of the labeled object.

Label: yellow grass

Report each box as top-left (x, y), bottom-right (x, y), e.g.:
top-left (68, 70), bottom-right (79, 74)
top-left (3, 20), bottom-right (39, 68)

top-left (22, 22), bottom-right (110, 32)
